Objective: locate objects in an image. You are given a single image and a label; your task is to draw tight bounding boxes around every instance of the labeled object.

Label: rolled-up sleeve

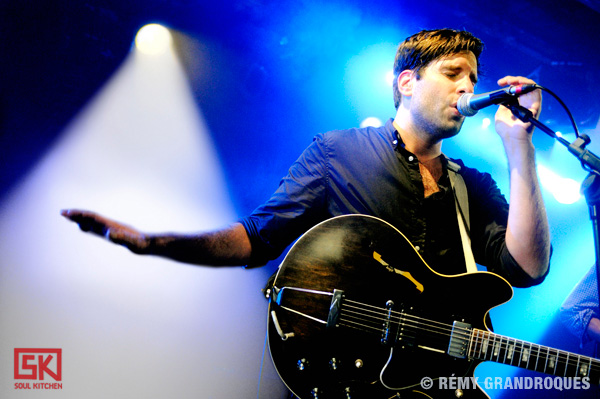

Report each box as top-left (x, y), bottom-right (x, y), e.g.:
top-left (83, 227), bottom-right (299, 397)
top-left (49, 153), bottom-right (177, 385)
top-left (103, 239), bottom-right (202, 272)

top-left (239, 135), bottom-right (329, 266)
top-left (560, 266), bottom-right (599, 347)
top-left (462, 162), bottom-right (550, 288)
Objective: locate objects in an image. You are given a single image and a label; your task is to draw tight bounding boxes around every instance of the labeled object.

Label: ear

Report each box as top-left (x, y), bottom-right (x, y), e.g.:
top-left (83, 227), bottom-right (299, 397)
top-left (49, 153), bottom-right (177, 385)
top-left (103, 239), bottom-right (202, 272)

top-left (397, 69), bottom-right (415, 97)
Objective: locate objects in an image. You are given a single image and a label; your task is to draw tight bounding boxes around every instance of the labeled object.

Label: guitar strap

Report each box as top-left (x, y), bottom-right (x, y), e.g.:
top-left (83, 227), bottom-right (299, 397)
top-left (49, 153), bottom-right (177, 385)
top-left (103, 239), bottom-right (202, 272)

top-left (446, 159), bottom-right (478, 274)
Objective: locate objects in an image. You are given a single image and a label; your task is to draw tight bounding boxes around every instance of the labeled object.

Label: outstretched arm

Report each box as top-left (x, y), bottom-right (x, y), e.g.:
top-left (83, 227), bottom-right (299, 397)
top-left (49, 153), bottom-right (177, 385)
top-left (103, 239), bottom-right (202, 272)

top-left (61, 209), bottom-right (252, 266)
top-left (494, 75), bottom-right (551, 280)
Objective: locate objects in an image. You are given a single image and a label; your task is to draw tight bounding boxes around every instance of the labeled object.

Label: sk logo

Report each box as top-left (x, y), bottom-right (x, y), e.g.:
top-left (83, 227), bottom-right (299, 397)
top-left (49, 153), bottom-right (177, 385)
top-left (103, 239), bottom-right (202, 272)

top-left (14, 349), bottom-right (62, 381)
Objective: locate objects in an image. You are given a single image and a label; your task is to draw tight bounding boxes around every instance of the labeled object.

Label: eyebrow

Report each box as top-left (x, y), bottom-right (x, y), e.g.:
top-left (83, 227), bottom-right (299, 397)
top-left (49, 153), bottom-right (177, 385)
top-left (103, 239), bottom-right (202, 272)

top-left (442, 65), bottom-right (478, 84)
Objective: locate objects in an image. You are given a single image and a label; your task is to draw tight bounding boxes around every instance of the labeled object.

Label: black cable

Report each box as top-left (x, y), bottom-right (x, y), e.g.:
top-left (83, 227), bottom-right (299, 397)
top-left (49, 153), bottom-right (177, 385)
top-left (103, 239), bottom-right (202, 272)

top-left (537, 85), bottom-right (581, 138)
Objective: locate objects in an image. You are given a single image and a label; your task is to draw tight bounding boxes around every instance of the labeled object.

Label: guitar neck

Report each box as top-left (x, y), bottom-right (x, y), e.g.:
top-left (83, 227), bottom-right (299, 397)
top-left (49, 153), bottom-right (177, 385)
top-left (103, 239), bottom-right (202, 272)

top-left (469, 328), bottom-right (600, 383)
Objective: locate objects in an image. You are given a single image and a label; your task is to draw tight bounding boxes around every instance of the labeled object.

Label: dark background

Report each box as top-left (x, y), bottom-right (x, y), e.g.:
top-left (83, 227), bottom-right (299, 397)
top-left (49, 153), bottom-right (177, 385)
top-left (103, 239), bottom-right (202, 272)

top-left (3, 0), bottom-right (600, 209)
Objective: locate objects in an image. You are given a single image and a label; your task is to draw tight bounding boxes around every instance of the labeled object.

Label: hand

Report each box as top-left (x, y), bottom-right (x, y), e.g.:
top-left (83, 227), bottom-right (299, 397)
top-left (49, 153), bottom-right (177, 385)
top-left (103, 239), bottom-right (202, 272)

top-left (61, 209), bottom-right (151, 254)
top-left (494, 75), bottom-right (542, 143)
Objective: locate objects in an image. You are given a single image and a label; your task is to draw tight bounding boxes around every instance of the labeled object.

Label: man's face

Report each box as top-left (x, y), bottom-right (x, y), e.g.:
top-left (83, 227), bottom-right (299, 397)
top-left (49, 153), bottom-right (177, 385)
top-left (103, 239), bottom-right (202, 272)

top-left (409, 51), bottom-right (478, 141)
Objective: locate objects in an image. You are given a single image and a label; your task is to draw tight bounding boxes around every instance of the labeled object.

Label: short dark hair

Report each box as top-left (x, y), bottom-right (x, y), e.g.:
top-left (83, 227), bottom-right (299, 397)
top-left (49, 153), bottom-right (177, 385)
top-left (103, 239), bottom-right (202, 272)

top-left (392, 29), bottom-right (484, 109)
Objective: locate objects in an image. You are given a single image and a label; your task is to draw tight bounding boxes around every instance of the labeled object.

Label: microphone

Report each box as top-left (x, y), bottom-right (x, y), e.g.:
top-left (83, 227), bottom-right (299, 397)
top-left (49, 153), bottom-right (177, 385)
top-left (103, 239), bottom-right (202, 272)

top-left (457, 84), bottom-right (539, 116)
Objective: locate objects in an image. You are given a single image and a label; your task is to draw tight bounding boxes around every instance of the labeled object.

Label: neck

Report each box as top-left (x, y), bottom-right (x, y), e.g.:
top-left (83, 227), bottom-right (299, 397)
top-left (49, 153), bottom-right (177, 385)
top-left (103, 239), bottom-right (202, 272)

top-left (392, 117), bottom-right (442, 162)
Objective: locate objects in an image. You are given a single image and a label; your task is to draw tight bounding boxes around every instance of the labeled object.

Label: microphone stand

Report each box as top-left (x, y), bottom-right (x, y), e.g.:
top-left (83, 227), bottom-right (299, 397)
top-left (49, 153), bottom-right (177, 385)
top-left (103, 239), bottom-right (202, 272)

top-left (505, 101), bottom-right (600, 356)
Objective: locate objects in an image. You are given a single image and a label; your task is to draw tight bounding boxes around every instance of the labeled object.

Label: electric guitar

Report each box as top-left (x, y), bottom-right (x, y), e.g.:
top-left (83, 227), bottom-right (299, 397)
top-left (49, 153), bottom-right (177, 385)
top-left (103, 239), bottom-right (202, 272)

top-left (266, 214), bottom-right (599, 398)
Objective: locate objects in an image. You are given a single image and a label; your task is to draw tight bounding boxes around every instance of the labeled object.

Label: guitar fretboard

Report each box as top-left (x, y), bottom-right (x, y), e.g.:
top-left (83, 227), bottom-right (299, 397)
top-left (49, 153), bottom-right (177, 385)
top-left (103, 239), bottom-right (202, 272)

top-left (469, 329), bottom-right (600, 383)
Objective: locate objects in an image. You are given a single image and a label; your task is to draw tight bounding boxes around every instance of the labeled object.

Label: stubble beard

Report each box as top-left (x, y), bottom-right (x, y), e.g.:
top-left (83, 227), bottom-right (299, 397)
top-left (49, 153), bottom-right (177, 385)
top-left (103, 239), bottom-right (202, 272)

top-left (412, 108), bottom-right (465, 144)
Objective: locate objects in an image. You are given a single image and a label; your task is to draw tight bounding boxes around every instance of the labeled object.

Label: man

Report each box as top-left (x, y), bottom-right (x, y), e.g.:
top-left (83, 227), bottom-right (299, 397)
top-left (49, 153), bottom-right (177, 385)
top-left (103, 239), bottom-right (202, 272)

top-left (62, 29), bottom-right (550, 287)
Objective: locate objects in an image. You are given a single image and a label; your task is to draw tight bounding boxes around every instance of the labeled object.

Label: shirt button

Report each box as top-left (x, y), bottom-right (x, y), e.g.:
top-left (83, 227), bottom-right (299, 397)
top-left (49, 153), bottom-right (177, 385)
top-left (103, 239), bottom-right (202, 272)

top-left (408, 155), bottom-right (415, 162)
top-left (414, 245), bottom-right (420, 252)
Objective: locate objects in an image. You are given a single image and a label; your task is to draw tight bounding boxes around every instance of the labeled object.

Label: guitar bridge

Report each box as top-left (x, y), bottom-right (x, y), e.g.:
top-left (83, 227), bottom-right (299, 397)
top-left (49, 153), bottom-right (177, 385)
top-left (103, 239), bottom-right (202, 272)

top-left (326, 289), bottom-right (344, 328)
top-left (447, 320), bottom-right (471, 359)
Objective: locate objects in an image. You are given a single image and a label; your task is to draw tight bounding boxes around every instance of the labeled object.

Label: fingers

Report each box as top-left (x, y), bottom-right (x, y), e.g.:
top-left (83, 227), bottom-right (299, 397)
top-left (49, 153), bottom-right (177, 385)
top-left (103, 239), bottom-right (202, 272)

top-left (61, 209), bottom-right (148, 253)
top-left (61, 209), bottom-right (98, 222)
top-left (497, 75), bottom-right (537, 87)
top-left (496, 75), bottom-right (542, 118)
top-left (61, 209), bottom-right (108, 236)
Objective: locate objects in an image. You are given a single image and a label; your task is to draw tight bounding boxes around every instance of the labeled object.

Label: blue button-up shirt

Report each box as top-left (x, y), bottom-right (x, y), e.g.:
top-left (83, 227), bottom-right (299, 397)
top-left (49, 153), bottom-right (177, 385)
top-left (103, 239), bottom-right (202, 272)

top-left (240, 119), bottom-right (547, 287)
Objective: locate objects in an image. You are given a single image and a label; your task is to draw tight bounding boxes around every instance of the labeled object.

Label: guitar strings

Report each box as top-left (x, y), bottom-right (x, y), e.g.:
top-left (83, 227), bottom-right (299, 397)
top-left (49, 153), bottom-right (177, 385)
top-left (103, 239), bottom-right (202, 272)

top-left (468, 328), bottom-right (600, 377)
top-left (339, 301), bottom-right (462, 353)
top-left (342, 298), bottom-right (464, 339)
top-left (337, 312), bottom-right (600, 380)
top-left (273, 286), bottom-right (600, 379)
top-left (336, 313), bottom-right (600, 382)
top-left (350, 302), bottom-right (600, 377)
top-left (333, 298), bottom-right (600, 378)
top-left (343, 297), bottom-right (588, 366)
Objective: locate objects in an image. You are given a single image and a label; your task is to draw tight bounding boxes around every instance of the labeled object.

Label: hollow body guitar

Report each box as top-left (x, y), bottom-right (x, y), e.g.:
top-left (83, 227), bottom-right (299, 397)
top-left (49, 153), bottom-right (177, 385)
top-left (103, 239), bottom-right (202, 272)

top-left (267, 215), bottom-right (599, 398)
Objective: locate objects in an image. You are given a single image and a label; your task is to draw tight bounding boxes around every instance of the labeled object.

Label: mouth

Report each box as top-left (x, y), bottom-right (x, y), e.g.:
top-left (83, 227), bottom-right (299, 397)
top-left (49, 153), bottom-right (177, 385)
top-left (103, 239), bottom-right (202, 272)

top-left (450, 103), bottom-right (463, 118)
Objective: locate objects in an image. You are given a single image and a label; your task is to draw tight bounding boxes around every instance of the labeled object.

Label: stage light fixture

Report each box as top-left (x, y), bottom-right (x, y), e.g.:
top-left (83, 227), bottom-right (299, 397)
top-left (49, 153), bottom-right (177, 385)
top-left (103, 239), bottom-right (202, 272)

top-left (386, 70), bottom-right (395, 87)
top-left (360, 117), bottom-right (383, 128)
top-left (481, 117), bottom-right (491, 129)
top-left (135, 24), bottom-right (172, 55)
top-left (537, 164), bottom-right (581, 205)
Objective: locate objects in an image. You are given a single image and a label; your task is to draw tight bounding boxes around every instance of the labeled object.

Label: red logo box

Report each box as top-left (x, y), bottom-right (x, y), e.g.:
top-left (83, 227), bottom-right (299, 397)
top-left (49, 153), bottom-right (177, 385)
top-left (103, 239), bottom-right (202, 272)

top-left (14, 349), bottom-right (62, 381)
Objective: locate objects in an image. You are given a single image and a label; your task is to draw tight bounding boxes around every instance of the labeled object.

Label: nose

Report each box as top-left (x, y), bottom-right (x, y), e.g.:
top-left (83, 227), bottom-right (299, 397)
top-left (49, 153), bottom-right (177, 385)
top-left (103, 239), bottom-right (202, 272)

top-left (457, 76), bottom-right (475, 94)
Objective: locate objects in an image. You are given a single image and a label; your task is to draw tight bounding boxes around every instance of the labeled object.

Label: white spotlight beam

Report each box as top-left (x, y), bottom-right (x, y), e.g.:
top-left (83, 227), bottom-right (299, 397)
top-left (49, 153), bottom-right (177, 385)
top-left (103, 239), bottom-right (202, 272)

top-left (0, 33), bottom-right (285, 398)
